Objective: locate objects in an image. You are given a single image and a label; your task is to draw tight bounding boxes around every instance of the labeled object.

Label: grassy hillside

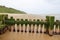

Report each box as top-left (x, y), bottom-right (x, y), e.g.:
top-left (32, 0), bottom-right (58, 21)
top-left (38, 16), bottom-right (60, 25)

top-left (0, 6), bottom-right (26, 14)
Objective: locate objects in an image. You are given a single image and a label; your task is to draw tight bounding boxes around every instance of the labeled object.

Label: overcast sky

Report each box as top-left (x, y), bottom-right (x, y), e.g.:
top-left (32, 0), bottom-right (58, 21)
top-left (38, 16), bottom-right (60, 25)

top-left (0, 0), bottom-right (60, 14)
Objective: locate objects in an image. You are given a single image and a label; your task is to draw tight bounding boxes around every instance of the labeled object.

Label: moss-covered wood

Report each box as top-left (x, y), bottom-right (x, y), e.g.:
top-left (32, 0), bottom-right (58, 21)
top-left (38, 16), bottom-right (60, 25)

top-left (36, 19), bottom-right (40, 33)
top-left (20, 19), bottom-right (24, 32)
top-left (16, 19), bottom-right (20, 32)
top-left (0, 14), bottom-right (8, 34)
top-left (29, 19), bottom-right (32, 32)
top-left (24, 19), bottom-right (28, 32)
top-left (40, 19), bottom-right (44, 33)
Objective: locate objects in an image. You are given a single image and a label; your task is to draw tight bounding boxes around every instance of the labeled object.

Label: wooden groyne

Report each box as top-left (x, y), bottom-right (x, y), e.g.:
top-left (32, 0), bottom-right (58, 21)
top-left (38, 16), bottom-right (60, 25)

top-left (0, 14), bottom-right (60, 36)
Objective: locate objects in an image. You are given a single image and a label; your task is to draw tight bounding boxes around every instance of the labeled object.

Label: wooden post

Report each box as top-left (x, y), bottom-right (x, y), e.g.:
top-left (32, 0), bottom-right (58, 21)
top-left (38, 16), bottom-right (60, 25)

top-left (40, 19), bottom-right (43, 33)
top-left (20, 19), bottom-right (24, 32)
top-left (16, 19), bottom-right (20, 32)
top-left (32, 19), bottom-right (35, 33)
top-left (49, 16), bottom-right (55, 36)
top-left (25, 19), bottom-right (28, 33)
top-left (59, 21), bottom-right (60, 34)
top-left (29, 19), bottom-right (32, 33)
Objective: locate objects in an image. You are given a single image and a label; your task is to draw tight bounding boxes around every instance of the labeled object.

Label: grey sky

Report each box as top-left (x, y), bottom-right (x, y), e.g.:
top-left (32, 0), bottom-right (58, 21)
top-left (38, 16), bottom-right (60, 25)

top-left (0, 0), bottom-right (60, 14)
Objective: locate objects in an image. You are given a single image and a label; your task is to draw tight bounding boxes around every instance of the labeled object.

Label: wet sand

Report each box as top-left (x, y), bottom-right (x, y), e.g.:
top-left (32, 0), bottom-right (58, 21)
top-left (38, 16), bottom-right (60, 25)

top-left (0, 31), bottom-right (60, 40)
